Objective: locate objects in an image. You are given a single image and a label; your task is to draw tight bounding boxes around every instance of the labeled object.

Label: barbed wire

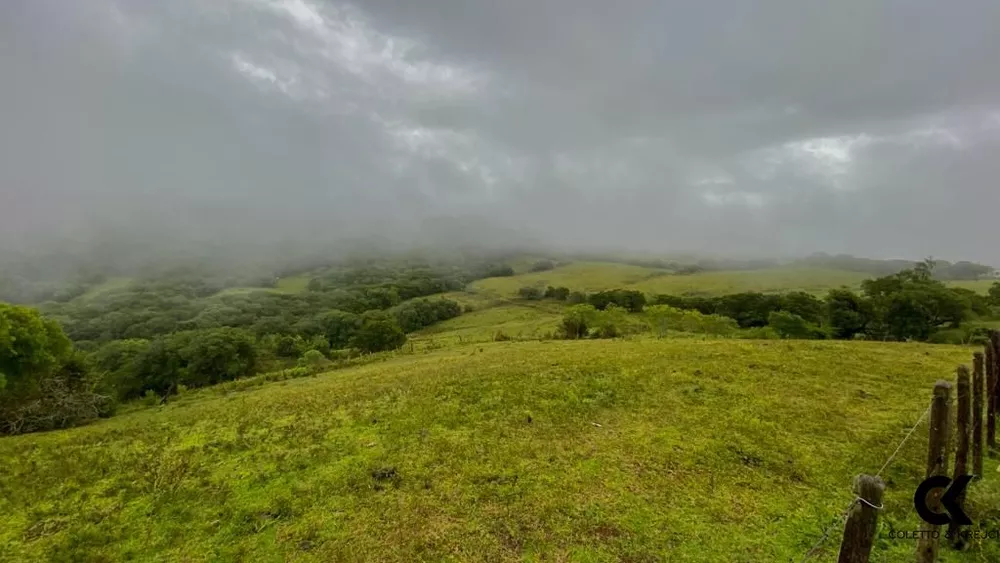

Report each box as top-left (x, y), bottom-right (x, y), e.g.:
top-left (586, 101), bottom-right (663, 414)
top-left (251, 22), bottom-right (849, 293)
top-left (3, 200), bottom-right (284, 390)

top-left (797, 400), bottom-right (933, 562)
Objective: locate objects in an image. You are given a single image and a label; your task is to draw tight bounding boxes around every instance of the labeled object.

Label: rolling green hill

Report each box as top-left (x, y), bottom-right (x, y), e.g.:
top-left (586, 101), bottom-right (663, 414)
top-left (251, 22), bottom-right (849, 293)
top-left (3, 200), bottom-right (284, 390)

top-left (470, 261), bottom-right (994, 298)
top-left (2, 338), bottom-right (996, 562)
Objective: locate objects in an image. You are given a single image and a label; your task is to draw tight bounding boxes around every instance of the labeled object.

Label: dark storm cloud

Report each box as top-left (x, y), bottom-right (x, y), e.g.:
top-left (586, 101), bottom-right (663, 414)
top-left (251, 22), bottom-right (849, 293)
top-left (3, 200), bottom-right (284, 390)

top-left (2, 0), bottom-right (999, 264)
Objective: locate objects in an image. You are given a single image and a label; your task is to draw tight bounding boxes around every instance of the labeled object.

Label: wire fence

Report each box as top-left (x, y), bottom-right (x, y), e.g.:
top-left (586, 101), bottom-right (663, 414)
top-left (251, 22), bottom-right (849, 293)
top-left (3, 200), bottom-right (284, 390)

top-left (798, 401), bottom-right (933, 562)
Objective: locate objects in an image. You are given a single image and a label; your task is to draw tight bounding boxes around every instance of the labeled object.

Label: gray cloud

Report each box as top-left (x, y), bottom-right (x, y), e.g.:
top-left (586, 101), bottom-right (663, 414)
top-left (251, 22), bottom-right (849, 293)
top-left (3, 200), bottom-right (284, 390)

top-left (2, 0), bottom-right (1000, 267)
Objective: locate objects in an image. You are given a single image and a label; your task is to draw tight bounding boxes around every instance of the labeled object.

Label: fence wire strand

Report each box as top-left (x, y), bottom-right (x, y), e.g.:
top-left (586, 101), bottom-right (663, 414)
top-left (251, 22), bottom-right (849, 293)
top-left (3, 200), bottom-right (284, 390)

top-left (797, 401), bottom-right (933, 562)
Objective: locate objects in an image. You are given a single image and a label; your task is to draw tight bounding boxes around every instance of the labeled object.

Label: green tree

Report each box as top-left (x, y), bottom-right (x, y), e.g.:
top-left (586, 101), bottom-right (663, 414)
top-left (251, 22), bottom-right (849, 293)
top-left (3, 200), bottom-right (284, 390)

top-left (1, 303), bottom-right (108, 434)
top-left (179, 328), bottom-right (257, 388)
top-left (825, 289), bottom-right (872, 339)
top-left (315, 310), bottom-right (361, 349)
top-left (350, 314), bottom-right (407, 353)
top-left (768, 311), bottom-right (827, 340)
top-left (298, 349), bottom-right (329, 370)
top-left (588, 289), bottom-right (646, 313)
top-left (530, 260), bottom-right (555, 272)
top-left (860, 267), bottom-right (967, 340)
top-left (988, 282), bottom-right (1000, 307)
top-left (0, 303), bottom-right (72, 398)
top-left (90, 339), bottom-right (150, 401)
top-left (779, 292), bottom-right (824, 324)
top-left (518, 286), bottom-right (543, 300)
top-left (561, 304), bottom-right (597, 339)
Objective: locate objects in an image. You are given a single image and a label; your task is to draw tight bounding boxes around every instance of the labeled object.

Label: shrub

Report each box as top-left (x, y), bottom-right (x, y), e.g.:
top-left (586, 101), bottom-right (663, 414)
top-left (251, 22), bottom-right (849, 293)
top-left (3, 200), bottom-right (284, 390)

top-left (567, 291), bottom-right (588, 304)
top-left (560, 304), bottom-right (597, 339)
top-left (305, 335), bottom-right (331, 357)
top-left (544, 286), bottom-right (571, 300)
top-left (298, 349), bottom-right (329, 370)
top-left (276, 335), bottom-right (304, 358)
top-left (643, 305), bottom-right (738, 337)
top-left (530, 260), bottom-right (556, 272)
top-left (518, 286), bottom-right (543, 300)
top-left (767, 311), bottom-right (828, 340)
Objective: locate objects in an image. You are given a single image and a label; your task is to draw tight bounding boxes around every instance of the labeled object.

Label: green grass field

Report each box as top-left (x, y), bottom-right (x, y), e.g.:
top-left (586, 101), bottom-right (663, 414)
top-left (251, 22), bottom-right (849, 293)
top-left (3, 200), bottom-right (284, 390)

top-left (470, 262), bottom-right (668, 297)
top-left (274, 274), bottom-right (313, 293)
top-left (2, 338), bottom-right (997, 562)
top-left (946, 279), bottom-right (998, 294)
top-left (412, 300), bottom-right (564, 348)
top-left (470, 261), bottom-right (995, 298)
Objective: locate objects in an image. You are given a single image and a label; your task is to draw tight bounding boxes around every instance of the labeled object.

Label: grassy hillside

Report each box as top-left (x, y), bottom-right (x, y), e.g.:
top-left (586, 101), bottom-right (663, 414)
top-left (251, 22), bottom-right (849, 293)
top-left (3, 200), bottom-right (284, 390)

top-left (470, 262), bottom-right (667, 296)
top-left (628, 267), bottom-right (871, 296)
top-left (471, 261), bottom-right (994, 298)
top-left (946, 279), bottom-right (997, 294)
top-left (2, 339), bottom-right (996, 562)
top-left (412, 301), bottom-right (564, 348)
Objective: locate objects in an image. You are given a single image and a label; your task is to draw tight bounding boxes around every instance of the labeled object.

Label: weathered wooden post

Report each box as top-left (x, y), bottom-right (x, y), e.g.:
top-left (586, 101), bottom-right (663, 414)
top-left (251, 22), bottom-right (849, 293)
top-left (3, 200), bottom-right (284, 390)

top-left (916, 380), bottom-right (952, 563)
top-left (987, 343), bottom-right (996, 450)
top-left (992, 330), bottom-right (1000, 421)
top-left (948, 366), bottom-right (971, 548)
top-left (837, 475), bottom-right (885, 563)
top-left (973, 352), bottom-right (985, 478)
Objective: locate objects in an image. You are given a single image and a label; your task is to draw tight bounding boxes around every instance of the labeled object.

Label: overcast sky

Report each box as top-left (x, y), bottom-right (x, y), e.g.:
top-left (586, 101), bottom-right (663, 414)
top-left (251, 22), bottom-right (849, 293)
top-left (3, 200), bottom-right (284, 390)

top-left (2, 0), bottom-right (1000, 264)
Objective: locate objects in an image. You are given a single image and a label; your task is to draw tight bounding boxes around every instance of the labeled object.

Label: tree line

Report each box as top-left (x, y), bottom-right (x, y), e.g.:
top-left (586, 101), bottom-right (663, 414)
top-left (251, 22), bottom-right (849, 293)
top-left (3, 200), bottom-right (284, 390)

top-left (521, 261), bottom-right (1000, 343)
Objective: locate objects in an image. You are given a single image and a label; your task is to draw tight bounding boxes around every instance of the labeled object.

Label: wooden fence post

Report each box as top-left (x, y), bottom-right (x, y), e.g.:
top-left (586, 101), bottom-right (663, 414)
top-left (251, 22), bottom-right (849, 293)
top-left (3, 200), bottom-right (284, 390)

top-left (916, 380), bottom-right (952, 563)
top-left (992, 331), bottom-right (1000, 425)
top-left (837, 474), bottom-right (885, 563)
top-left (948, 366), bottom-right (971, 548)
top-left (987, 343), bottom-right (996, 451)
top-left (973, 352), bottom-right (985, 479)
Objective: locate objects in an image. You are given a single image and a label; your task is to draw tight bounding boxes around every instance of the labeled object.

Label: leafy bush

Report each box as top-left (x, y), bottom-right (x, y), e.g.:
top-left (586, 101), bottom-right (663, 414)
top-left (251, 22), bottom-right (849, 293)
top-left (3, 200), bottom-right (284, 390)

top-left (592, 304), bottom-right (628, 339)
top-left (518, 286), bottom-right (544, 300)
top-left (298, 349), bottom-right (329, 370)
top-left (544, 286), bottom-right (571, 300)
top-left (530, 260), bottom-right (556, 272)
top-left (560, 305), bottom-right (597, 339)
top-left (767, 311), bottom-right (828, 340)
top-left (643, 305), bottom-right (738, 337)
top-left (567, 291), bottom-right (588, 304)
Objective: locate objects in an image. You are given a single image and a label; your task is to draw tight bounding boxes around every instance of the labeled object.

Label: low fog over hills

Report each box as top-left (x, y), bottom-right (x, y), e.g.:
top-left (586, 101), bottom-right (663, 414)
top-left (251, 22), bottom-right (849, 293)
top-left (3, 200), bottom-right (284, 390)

top-left (3, 0), bottom-right (1000, 271)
